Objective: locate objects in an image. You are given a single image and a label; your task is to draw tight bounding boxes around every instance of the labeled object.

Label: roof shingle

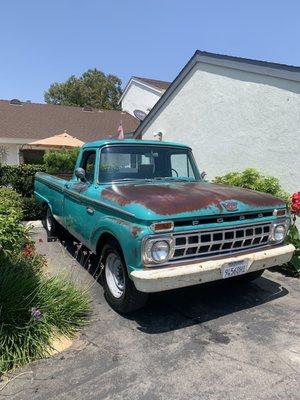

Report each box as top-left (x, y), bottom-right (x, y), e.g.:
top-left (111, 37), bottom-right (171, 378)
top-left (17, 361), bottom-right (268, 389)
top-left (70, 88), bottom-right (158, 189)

top-left (0, 100), bottom-right (139, 142)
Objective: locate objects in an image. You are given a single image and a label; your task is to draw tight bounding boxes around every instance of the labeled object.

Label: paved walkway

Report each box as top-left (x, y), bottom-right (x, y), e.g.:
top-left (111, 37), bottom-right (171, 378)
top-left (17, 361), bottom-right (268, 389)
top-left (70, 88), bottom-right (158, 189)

top-left (1, 224), bottom-right (300, 400)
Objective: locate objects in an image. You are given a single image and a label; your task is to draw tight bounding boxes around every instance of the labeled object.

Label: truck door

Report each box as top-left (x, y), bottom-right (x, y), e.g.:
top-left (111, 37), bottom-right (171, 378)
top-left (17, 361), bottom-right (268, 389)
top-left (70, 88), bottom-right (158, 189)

top-left (63, 149), bottom-right (97, 245)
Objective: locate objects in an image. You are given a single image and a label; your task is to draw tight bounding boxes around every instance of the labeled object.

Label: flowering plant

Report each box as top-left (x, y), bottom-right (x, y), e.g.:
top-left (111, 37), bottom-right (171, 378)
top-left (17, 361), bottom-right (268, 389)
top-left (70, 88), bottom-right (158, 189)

top-left (291, 192), bottom-right (300, 217)
top-left (286, 192), bottom-right (300, 274)
top-left (23, 244), bottom-right (34, 257)
top-left (31, 307), bottom-right (42, 320)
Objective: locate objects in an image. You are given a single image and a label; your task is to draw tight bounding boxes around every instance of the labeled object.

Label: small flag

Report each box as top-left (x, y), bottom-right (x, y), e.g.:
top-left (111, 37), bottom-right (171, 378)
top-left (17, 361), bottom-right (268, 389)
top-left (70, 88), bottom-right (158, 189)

top-left (117, 120), bottom-right (124, 140)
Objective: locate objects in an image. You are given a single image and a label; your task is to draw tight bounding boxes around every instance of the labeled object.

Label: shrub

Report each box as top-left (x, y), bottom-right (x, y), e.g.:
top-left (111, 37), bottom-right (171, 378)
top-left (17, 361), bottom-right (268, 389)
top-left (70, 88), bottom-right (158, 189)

top-left (0, 187), bottom-right (90, 374)
top-left (0, 165), bottom-right (46, 221)
top-left (279, 222), bottom-right (300, 276)
top-left (0, 188), bottom-right (27, 257)
top-left (0, 187), bottom-right (23, 219)
top-left (43, 148), bottom-right (80, 174)
top-left (213, 169), bottom-right (300, 275)
top-left (0, 164), bottom-right (46, 198)
top-left (0, 149), bottom-right (79, 220)
top-left (213, 168), bottom-right (290, 203)
top-left (22, 196), bottom-right (46, 220)
top-left (0, 214), bottom-right (27, 258)
top-left (0, 255), bottom-right (90, 374)
top-left (285, 194), bottom-right (300, 274)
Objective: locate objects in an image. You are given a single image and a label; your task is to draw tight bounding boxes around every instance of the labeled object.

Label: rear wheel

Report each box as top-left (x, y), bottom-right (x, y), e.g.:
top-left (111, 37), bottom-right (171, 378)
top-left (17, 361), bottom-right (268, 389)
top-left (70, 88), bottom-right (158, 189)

top-left (101, 240), bottom-right (148, 313)
top-left (45, 206), bottom-right (59, 237)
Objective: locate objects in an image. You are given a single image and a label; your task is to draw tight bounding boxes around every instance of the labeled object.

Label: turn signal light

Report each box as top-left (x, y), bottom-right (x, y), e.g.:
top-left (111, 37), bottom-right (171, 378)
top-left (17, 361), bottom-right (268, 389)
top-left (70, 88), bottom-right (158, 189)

top-left (150, 221), bottom-right (174, 232)
top-left (273, 209), bottom-right (286, 217)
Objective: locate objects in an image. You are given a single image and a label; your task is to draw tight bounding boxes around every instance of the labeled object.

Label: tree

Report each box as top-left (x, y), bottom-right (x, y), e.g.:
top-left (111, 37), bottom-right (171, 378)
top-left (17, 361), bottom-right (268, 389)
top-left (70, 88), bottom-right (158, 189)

top-left (44, 69), bottom-right (122, 110)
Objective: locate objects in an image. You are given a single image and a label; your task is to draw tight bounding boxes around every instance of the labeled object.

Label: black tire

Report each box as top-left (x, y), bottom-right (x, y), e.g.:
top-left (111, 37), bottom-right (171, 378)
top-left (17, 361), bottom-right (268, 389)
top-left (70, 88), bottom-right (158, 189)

top-left (101, 240), bottom-right (149, 313)
top-left (231, 269), bottom-right (265, 283)
top-left (44, 206), bottom-right (59, 237)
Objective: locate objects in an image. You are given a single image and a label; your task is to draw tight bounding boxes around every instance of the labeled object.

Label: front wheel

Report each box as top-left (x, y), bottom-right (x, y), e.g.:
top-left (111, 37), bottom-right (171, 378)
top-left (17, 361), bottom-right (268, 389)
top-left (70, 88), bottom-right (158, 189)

top-left (101, 241), bottom-right (148, 313)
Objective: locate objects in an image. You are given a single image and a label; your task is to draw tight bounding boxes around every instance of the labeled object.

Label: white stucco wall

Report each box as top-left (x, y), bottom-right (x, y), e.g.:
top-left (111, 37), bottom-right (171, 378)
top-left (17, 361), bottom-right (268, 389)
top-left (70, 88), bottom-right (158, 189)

top-left (121, 80), bottom-right (163, 117)
top-left (0, 143), bottom-right (20, 164)
top-left (142, 62), bottom-right (300, 193)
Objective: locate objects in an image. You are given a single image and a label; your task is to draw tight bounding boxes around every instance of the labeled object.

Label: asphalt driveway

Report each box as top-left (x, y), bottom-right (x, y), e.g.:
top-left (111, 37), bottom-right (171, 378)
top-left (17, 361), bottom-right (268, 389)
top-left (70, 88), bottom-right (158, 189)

top-left (1, 224), bottom-right (299, 400)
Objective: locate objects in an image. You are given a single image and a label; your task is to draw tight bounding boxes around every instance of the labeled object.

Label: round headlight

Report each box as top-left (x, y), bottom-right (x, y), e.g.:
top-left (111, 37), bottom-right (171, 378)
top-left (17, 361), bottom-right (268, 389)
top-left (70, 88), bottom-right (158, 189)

top-left (151, 240), bottom-right (170, 262)
top-left (143, 236), bottom-right (175, 265)
top-left (273, 224), bottom-right (286, 242)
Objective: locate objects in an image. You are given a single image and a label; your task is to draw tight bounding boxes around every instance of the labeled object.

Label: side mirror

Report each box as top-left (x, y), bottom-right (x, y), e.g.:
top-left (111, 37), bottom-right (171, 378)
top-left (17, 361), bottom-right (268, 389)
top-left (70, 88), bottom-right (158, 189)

top-left (200, 171), bottom-right (207, 180)
top-left (75, 167), bottom-right (86, 181)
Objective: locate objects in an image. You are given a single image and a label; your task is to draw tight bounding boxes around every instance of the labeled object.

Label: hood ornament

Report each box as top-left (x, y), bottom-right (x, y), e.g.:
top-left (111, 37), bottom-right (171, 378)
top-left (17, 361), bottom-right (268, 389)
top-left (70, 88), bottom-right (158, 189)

top-left (222, 201), bottom-right (238, 212)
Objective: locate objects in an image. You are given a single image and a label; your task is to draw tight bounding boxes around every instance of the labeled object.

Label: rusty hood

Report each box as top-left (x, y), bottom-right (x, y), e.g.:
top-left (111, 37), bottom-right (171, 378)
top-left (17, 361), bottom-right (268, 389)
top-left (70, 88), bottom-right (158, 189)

top-left (100, 181), bottom-right (285, 220)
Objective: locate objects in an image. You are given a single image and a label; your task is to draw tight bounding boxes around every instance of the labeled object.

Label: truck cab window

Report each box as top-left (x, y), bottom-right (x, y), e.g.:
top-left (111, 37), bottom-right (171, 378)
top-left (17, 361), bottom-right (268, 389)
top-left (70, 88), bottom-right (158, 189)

top-left (99, 146), bottom-right (199, 182)
top-left (81, 151), bottom-right (96, 183)
top-left (170, 153), bottom-right (195, 178)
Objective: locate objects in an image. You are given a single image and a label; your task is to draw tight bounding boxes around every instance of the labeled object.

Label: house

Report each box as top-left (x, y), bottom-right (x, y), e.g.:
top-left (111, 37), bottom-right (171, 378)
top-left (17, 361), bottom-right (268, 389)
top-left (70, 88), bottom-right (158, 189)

top-left (119, 76), bottom-right (170, 118)
top-left (0, 99), bottom-right (139, 164)
top-left (133, 51), bottom-right (300, 193)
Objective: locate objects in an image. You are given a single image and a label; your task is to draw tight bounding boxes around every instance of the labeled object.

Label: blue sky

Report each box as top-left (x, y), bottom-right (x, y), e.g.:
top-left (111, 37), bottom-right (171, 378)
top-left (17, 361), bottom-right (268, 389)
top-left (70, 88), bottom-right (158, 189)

top-left (1, 0), bottom-right (300, 103)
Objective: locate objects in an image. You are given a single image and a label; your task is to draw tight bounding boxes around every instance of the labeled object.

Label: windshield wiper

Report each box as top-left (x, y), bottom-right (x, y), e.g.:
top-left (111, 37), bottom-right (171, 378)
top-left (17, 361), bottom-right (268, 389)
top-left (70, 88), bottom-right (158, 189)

top-left (112, 178), bottom-right (152, 183)
top-left (112, 177), bottom-right (192, 183)
top-left (153, 177), bottom-right (191, 181)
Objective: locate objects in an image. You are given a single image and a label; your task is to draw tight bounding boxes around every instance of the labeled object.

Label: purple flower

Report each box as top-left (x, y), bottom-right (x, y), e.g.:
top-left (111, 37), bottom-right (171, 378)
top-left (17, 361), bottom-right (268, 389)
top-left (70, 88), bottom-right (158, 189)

top-left (31, 307), bottom-right (42, 320)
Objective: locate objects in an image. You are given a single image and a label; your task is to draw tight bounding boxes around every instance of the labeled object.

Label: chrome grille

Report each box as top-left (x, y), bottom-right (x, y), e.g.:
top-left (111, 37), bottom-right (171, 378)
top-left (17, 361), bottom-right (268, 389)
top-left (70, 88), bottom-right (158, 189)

top-left (171, 223), bottom-right (272, 261)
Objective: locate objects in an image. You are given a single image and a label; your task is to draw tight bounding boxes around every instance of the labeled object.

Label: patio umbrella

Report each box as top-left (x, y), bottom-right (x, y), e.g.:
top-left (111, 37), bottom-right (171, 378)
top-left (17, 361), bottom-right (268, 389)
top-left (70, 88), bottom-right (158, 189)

top-left (28, 132), bottom-right (84, 149)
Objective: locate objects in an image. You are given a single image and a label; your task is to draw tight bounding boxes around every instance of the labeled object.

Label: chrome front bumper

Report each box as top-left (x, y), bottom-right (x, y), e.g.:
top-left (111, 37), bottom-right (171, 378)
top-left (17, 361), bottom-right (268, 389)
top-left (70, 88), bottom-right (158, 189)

top-left (130, 244), bottom-right (295, 293)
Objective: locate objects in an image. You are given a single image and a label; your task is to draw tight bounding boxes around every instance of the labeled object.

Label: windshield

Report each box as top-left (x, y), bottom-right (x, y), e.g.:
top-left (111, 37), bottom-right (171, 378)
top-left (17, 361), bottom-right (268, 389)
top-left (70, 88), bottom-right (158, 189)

top-left (99, 145), bottom-right (200, 182)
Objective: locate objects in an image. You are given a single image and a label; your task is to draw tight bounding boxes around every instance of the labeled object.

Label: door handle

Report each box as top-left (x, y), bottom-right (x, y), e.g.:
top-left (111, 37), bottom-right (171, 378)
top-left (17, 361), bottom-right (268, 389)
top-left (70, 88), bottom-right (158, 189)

top-left (86, 206), bottom-right (94, 215)
top-left (65, 183), bottom-right (71, 189)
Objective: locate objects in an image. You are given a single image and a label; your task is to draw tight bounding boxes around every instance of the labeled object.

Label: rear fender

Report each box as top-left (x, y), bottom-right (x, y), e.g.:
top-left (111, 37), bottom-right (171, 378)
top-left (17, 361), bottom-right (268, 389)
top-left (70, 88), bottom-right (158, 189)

top-left (34, 191), bottom-right (52, 211)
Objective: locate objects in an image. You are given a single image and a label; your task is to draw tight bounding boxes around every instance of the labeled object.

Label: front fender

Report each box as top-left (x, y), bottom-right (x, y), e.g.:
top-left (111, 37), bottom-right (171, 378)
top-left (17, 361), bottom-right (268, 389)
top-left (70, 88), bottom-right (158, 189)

top-left (90, 216), bottom-right (147, 271)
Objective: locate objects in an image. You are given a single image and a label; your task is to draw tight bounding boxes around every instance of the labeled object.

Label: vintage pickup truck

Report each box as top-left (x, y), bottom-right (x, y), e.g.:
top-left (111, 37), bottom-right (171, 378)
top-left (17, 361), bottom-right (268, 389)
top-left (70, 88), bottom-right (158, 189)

top-left (34, 139), bottom-right (295, 312)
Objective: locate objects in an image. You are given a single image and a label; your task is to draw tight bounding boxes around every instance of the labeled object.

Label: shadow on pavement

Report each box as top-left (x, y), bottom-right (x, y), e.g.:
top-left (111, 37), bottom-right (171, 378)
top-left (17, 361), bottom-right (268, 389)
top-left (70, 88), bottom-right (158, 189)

top-left (52, 226), bottom-right (289, 335)
top-left (128, 277), bottom-right (288, 334)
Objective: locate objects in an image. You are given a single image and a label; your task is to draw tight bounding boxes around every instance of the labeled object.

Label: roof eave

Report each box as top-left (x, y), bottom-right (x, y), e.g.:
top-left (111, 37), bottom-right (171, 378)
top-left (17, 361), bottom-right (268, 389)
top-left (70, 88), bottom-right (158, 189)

top-left (133, 51), bottom-right (199, 137)
top-left (118, 77), bottom-right (164, 105)
top-left (134, 50), bottom-right (300, 138)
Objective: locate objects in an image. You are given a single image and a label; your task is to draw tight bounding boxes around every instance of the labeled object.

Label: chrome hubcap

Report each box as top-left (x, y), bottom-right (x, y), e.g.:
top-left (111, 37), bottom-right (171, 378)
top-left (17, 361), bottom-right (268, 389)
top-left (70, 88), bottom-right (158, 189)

top-left (105, 253), bottom-right (125, 298)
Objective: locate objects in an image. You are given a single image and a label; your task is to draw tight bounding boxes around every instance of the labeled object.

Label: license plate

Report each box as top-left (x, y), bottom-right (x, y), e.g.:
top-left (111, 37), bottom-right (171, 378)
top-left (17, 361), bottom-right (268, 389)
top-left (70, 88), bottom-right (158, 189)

top-left (221, 259), bottom-right (248, 279)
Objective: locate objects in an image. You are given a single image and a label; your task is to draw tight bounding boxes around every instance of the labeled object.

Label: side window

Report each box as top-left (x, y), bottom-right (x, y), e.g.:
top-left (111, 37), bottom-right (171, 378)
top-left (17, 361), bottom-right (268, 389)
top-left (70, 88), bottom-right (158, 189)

top-left (141, 154), bottom-right (151, 165)
top-left (170, 153), bottom-right (195, 178)
top-left (81, 151), bottom-right (96, 183)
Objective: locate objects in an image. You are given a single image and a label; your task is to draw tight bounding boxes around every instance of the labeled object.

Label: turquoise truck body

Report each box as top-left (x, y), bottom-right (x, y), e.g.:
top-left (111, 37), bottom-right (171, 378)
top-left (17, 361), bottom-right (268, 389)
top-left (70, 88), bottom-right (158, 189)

top-left (34, 139), bottom-right (294, 299)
